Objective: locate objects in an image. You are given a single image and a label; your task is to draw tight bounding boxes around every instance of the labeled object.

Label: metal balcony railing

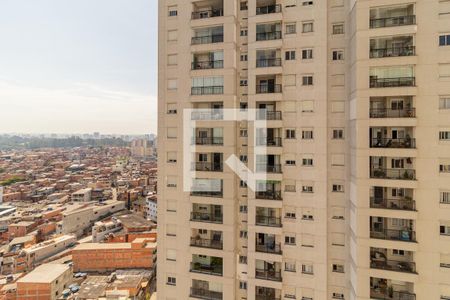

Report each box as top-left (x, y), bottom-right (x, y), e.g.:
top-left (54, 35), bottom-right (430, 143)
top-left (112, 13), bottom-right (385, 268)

top-left (190, 287), bottom-right (223, 300)
top-left (370, 137), bottom-right (416, 149)
top-left (191, 86), bottom-right (224, 95)
top-left (370, 46), bottom-right (415, 58)
top-left (190, 237), bottom-right (223, 250)
top-left (193, 162), bottom-right (223, 172)
top-left (256, 58), bottom-right (282, 68)
top-left (370, 108), bottom-right (415, 118)
top-left (256, 295), bottom-right (281, 300)
top-left (190, 262), bottom-right (223, 276)
top-left (370, 77), bottom-right (415, 88)
top-left (256, 111), bottom-right (282, 120)
top-left (191, 34), bottom-right (224, 45)
top-left (256, 137), bottom-right (282, 147)
top-left (370, 197), bottom-right (416, 211)
top-left (370, 228), bottom-right (416, 242)
top-left (190, 190), bottom-right (223, 198)
top-left (370, 15), bottom-right (416, 28)
top-left (190, 212), bottom-right (223, 224)
top-left (370, 168), bottom-right (416, 180)
top-left (255, 269), bottom-right (282, 281)
top-left (256, 84), bottom-right (282, 94)
top-left (255, 243), bottom-right (282, 254)
top-left (370, 258), bottom-right (416, 273)
top-left (193, 137), bottom-right (223, 145)
top-left (192, 60), bottom-right (224, 70)
top-left (191, 9), bottom-right (223, 20)
top-left (370, 288), bottom-right (416, 300)
top-left (255, 191), bottom-right (282, 200)
top-left (256, 31), bottom-right (282, 41)
top-left (191, 111), bottom-right (223, 120)
top-left (256, 164), bottom-right (282, 173)
top-left (255, 215), bottom-right (282, 227)
top-left (256, 4), bottom-right (282, 15)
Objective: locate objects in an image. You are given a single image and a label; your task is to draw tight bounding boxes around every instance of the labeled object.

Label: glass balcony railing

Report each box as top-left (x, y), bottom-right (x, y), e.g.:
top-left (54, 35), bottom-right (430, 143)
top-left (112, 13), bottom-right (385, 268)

top-left (190, 262), bottom-right (223, 276)
top-left (190, 288), bottom-right (223, 300)
top-left (255, 269), bottom-right (282, 281)
top-left (370, 46), bottom-right (415, 58)
top-left (255, 215), bottom-right (282, 227)
top-left (370, 168), bottom-right (416, 180)
top-left (191, 34), bottom-right (224, 45)
top-left (193, 137), bottom-right (223, 145)
top-left (192, 9), bottom-right (224, 20)
top-left (190, 212), bottom-right (223, 223)
top-left (256, 4), bottom-right (282, 15)
top-left (370, 197), bottom-right (416, 211)
top-left (192, 162), bottom-right (223, 172)
top-left (370, 108), bottom-right (415, 118)
top-left (256, 111), bottom-right (282, 120)
top-left (370, 15), bottom-right (416, 28)
top-left (190, 190), bottom-right (223, 198)
top-left (256, 243), bottom-right (282, 255)
top-left (256, 164), bottom-right (282, 173)
top-left (192, 60), bottom-right (224, 70)
top-left (190, 237), bottom-right (223, 250)
top-left (191, 86), bottom-right (224, 95)
top-left (256, 58), bottom-right (282, 68)
top-left (370, 138), bottom-right (416, 149)
top-left (370, 77), bottom-right (415, 88)
top-left (256, 31), bottom-right (282, 41)
top-left (191, 110), bottom-right (223, 120)
top-left (255, 191), bottom-right (282, 200)
top-left (370, 258), bottom-right (416, 273)
top-left (370, 228), bottom-right (416, 242)
top-left (256, 84), bottom-right (282, 94)
top-left (370, 288), bottom-right (416, 300)
top-left (256, 137), bottom-right (282, 147)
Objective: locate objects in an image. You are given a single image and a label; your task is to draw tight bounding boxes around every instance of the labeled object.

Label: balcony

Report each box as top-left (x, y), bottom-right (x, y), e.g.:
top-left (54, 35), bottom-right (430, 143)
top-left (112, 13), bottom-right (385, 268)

top-left (370, 168), bottom-right (415, 180)
top-left (255, 269), bottom-right (282, 282)
top-left (190, 237), bottom-right (223, 250)
top-left (256, 4), bottom-right (281, 15)
top-left (191, 190), bottom-right (223, 198)
top-left (193, 162), bottom-right (223, 172)
top-left (256, 84), bottom-right (282, 94)
top-left (256, 164), bottom-right (282, 173)
top-left (191, 86), bottom-right (224, 95)
top-left (371, 248), bottom-right (416, 273)
top-left (256, 287), bottom-right (281, 300)
top-left (190, 261), bottom-right (223, 276)
top-left (256, 136), bottom-right (282, 147)
top-left (256, 243), bottom-right (282, 255)
top-left (255, 190), bottom-right (282, 200)
top-left (256, 58), bottom-right (282, 68)
top-left (256, 110), bottom-right (282, 120)
top-left (370, 197), bottom-right (415, 211)
top-left (191, 110), bottom-right (223, 121)
top-left (256, 31), bottom-right (282, 41)
top-left (370, 138), bottom-right (415, 149)
top-left (370, 108), bottom-right (415, 118)
top-left (370, 77), bottom-right (415, 88)
top-left (371, 277), bottom-right (416, 300)
top-left (370, 15), bottom-right (416, 29)
top-left (256, 296), bottom-right (281, 300)
top-left (191, 34), bottom-right (224, 45)
top-left (192, 60), bottom-right (224, 70)
top-left (255, 215), bottom-right (282, 227)
top-left (370, 228), bottom-right (416, 242)
top-left (193, 137), bottom-right (223, 146)
top-left (191, 212), bottom-right (223, 224)
top-left (190, 287), bottom-right (223, 300)
top-left (192, 9), bottom-right (223, 20)
top-left (370, 46), bottom-right (415, 59)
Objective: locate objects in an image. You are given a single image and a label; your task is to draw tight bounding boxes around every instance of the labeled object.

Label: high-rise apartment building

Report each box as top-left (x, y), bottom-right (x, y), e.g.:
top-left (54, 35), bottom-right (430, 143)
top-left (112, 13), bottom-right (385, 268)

top-left (158, 0), bottom-right (450, 299)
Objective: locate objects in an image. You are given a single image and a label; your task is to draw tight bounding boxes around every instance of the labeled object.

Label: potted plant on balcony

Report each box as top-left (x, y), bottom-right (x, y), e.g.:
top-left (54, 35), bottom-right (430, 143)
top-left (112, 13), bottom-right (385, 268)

top-left (388, 286), bottom-right (394, 298)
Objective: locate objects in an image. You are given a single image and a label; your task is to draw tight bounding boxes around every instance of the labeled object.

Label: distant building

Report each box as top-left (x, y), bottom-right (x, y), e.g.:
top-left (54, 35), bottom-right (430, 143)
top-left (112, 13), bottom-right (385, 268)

top-left (130, 139), bottom-right (153, 158)
top-left (16, 263), bottom-right (72, 300)
top-left (71, 188), bottom-right (92, 202)
top-left (146, 196), bottom-right (157, 222)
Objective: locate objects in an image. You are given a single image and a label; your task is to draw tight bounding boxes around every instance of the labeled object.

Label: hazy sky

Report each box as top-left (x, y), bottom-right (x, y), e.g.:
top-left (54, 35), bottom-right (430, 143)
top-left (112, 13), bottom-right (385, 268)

top-left (0, 0), bottom-right (157, 135)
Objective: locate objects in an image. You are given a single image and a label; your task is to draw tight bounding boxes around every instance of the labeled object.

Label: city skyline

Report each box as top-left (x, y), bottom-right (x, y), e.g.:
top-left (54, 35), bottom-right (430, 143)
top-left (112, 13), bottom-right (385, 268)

top-left (0, 0), bottom-right (158, 135)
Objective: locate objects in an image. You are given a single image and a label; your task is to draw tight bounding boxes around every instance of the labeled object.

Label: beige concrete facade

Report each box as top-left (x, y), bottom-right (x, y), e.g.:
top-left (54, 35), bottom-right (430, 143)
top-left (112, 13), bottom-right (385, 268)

top-left (158, 0), bottom-right (450, 299)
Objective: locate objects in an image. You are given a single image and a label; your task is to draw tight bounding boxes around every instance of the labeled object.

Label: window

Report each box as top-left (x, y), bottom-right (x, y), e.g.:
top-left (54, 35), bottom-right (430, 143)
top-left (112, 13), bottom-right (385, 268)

top-left (240, 28), bottom-right (248, 36)
top-left (240, 79), bottom-right (248, 86)
top-left (167, 103), bottom-right (177, 114)
top-left (302, 157), bottom-right (313, 166)
top-left (332, 184), bottom-right (344, 192)
top-left (285, 0), bottom-right (297, 7)
top-left (167, 276), bottom-right (176, 285)
top-left (285, 261), bottom-right (296, 272)
top-left (332, 264), bottom-right (344, 273)
top-left (440, 97), bottom-right (450, 110)
top-left (302, 264), bottom-right (314, 274)
top-left (286, 23), bottom-right (297, 34)
top-left (240, 180), bottom-right (247, 188)
top-left (240, 230), bottom-right (248, 238)
top-left (332, 50), bottom-right (344, 61)
top-left (240, 205), bottom-right (248, 213)
top-left (302, 22), bottom-right (314, 33)
top-left (286, 160), bottom-right (296, 166)
top-left (286, 129), bottom-right (296, 139)
top-left (333, 129), bottom-right (344, 139)
top-left (302, 49), bottom-right (313, 59)
top-left (302, 208), bottom-right (314, 220)
top-left (302, 130), bottom-right (314, 139)
top-left (239, 281), bottom-right (247, 290)
top-left (440, 164), bottom-right (450, 173)
top-left (167, 127), bottom-right (177, 139)
top-left (440, 131), bottom-right (450, 140)
top-left (285, 184), bottom-right (296, 192)
top-left (331, 101), bottom-right (345, 113)
top-left (240, 129), bottom-right (248, 137)
top-left (333, 293), bottom-right (344, 299)
top-left (240, 102), bottom-right (248, 110)
top-left (302, 100), bottom-right (314, 112)
top-left (440, 34), bottom-right (450, 46)
top-left (302, 185), bottom-right (313, 193)
top-left (167, 152), bottom-right (177, 163)
top-left (285, 211), bottom-right (296, 219)
top-left (240, 1), bottom-right (248, 10)
top-left (285, 235), bottom-right (296, 245)
top-left (240, 155), bottom-right (248, 163)
top-left (393, 249), bottom-right (405, 256)
top-left (331, 154), bottom-right (345, 166)
top-left (302, 75), bottom-right (314, 86)
top-left (441, 191), bottom-right (450, 204)
top-left (239, 255), bottom-right (248, 264)
top-left (440, 224), bottom-right (450, 235)
top-left (166, 249), bottom-right (177, 261)
top-left (302, 1), bottom-right (314, 5)
top-left (168, 6), bottom-right (177, 17)
top-left (332, 23), bottom-right (344, 34)
top-left (240, 53), bottom-right (248, 61)
top-left (285, 50), bottom-right (296, 60)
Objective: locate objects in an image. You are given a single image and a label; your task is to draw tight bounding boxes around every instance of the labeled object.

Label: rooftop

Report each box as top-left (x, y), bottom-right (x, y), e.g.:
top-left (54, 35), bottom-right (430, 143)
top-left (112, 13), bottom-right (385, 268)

top-left (17, 263), bottom-right (70, 283)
